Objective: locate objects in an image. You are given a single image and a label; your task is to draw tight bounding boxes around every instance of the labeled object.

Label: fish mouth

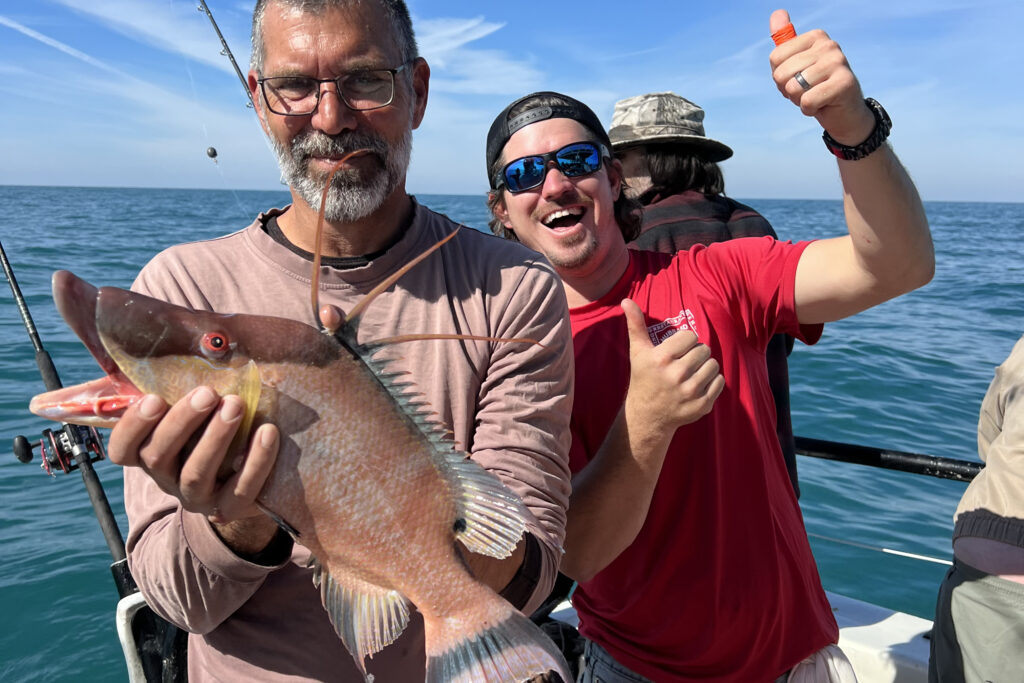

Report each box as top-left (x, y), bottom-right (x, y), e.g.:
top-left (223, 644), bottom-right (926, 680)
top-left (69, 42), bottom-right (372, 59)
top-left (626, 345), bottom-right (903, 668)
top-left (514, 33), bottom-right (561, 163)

top-left (28, 271), bottom-right (144, 426)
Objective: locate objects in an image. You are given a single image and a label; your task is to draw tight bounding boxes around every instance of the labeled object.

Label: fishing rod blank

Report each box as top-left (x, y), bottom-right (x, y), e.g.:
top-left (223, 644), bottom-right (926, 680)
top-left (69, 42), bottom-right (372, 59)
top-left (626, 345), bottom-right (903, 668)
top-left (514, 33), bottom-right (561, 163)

top-left (3, 240), bottom-right (189, 682)
top-left (795, 437), bottom-right (982, 482)
top-left (197, 0), bottom-right (255, 109)
top-left (1, 240), bottom-right (131, 586)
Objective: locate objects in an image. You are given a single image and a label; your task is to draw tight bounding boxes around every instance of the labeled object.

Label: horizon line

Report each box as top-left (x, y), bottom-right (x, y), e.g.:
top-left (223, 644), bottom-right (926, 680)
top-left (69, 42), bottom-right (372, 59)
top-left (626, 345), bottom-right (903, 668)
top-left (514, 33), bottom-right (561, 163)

top-left (1, 183), bottom-right (1020, 206)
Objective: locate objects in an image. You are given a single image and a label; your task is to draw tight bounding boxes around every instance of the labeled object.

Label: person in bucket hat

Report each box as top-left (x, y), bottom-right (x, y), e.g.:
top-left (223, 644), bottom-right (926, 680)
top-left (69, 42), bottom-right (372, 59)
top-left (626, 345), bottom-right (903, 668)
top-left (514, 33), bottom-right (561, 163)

top-left (608, 92), bottom-right (734, 163)
top-left (486, 9), bottom-right (933, 682)
top-left (609, 91), bottom-right (803, 500)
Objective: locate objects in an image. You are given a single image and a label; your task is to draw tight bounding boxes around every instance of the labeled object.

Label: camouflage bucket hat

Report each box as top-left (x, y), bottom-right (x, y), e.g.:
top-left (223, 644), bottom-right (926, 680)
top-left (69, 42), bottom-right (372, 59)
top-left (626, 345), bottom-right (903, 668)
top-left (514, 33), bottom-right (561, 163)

top-left (608, 92), bottom-right (733, 162)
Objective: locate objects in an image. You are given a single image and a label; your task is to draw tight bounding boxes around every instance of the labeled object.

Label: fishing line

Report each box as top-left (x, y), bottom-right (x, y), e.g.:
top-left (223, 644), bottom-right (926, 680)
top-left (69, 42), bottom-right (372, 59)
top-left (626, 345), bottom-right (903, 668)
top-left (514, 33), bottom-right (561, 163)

top-left (807, 531), bottom-right (952, 566)
top-left (169, 0), bottom-right (272, 221)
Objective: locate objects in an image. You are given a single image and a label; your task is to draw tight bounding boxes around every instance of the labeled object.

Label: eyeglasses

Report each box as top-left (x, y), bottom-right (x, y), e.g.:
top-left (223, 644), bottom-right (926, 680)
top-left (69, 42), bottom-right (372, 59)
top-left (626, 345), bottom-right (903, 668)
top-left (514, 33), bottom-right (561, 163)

top-left (257, 63), bottom-right (410, 116)
top-left (496, 141), bottom-right (608, 193)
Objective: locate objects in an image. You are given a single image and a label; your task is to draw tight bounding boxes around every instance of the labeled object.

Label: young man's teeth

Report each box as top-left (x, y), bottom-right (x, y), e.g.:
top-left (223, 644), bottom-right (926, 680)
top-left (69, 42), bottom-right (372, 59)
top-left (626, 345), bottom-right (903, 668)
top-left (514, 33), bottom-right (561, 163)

top-left (543, 209), bottom-right (579, 226)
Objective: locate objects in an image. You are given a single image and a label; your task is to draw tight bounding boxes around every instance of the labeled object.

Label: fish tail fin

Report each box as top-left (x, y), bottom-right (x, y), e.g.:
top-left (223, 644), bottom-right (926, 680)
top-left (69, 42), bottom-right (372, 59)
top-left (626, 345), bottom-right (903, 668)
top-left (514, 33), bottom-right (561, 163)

top-left (424, 600), bottom-right (570, 683)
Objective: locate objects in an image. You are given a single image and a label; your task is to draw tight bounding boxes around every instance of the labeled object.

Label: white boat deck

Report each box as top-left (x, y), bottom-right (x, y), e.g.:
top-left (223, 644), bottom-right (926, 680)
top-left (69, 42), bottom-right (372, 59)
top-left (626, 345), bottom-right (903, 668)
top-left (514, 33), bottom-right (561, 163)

top-left (549, 591), bottom-right (933, 682)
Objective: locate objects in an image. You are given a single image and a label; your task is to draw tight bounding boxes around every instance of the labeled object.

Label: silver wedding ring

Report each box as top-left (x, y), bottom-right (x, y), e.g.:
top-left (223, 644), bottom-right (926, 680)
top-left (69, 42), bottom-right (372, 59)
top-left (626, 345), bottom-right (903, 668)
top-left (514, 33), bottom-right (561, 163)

top-left (793, 71), bottom-right (812, 91)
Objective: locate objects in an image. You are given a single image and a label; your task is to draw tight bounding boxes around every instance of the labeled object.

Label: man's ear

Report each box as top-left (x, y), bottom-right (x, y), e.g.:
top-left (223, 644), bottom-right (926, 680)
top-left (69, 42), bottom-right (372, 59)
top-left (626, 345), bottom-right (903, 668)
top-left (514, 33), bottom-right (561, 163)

top-left (607, 157), bottom-right (624, 201)
top-left (409, 57), bottom-right (430, 130)
top-left (489, 191), bottom-right (514, 231)
top-left (248, 70), bottom-right (270, 135)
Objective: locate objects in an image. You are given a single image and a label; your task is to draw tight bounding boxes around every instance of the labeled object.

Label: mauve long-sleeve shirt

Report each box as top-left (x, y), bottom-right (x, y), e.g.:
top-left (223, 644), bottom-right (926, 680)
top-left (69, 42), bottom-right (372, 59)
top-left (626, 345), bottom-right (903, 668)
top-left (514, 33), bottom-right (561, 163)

top-left (123, 199), bottom-right (573, 681)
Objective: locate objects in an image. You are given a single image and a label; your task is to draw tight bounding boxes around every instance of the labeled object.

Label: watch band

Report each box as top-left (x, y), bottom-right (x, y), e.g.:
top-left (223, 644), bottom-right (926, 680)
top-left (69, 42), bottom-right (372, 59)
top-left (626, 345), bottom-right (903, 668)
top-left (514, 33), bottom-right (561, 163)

top-left (822, 98), bottom-right (892, 161)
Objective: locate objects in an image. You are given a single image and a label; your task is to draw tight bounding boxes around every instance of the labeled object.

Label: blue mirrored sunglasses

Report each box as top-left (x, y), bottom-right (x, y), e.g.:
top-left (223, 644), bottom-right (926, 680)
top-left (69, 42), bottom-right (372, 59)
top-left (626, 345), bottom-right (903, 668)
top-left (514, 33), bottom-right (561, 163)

top-left (497, 141), bottom-right (608, 193)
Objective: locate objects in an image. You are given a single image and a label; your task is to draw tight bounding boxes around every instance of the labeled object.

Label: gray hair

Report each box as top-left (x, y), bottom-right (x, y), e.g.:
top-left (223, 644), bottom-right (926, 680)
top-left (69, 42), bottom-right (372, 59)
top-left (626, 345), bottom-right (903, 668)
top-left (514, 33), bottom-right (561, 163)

top-left (250, 0), bottom-right (419, 74)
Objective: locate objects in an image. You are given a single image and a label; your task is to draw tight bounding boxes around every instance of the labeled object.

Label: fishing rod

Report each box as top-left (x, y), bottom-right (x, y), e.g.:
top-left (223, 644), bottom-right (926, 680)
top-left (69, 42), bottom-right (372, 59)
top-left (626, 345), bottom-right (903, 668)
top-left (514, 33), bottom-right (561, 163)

top-left (795, 436), bottom-right (982, 482)
top-left (807, 532), bottom-right (952, 567)
top-left (196, 0), bottom-right (255, 110)
top-left (1, 239), bottom-right (133, 587)
top-left (2, 241), bottom-right (187, 683)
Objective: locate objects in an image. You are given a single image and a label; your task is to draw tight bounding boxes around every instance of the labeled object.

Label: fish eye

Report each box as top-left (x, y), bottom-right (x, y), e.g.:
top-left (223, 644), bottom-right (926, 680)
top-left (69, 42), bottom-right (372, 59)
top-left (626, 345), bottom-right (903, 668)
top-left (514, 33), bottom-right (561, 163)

top-left (200, 332), bottom-right (231, 359)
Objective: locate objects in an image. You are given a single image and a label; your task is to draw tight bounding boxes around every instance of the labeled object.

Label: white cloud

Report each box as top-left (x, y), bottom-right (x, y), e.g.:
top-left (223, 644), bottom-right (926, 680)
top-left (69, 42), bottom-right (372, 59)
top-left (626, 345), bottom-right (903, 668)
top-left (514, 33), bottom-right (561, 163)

top-left (415, 17), bottom-right (504, 66)
top-left (416, 16), bottom-right (542, 96)
top-left (50, 0), bottom-right (246, 75)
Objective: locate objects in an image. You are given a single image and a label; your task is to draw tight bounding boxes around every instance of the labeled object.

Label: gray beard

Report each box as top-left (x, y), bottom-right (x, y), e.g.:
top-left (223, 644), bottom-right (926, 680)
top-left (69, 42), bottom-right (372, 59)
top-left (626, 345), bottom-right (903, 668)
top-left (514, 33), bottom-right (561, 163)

top-left (270, 127), bottom-right (412, 223)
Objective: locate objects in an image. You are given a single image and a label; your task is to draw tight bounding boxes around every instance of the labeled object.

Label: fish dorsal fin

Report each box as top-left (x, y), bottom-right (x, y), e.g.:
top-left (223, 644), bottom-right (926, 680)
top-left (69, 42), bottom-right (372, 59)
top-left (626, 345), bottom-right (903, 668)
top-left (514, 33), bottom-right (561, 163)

top-left (357, 351), bottom-right (529, 559)
top-left (308, 153), bottom-right (461, 338)
top-left (310, 151), bottom-right (367, 331)
top-left (310, 557), bottom-right (410, 675)
top-left (343, 227), bottom-right (460, 331)
top-left (361, 333), bottom-right (543, 351)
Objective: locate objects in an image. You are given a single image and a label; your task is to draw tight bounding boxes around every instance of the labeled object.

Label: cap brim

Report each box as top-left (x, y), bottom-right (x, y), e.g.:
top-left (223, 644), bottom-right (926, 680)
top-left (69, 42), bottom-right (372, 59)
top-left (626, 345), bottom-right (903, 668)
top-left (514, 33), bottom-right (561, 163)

top-left (611, 133), bottom-right (733, 162)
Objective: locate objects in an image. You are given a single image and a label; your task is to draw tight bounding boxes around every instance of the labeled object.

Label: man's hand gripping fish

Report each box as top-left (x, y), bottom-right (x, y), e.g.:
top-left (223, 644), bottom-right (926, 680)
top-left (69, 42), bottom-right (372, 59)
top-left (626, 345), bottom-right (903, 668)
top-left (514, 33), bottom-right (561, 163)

top-left (29, 156), bottom-right (571, 683)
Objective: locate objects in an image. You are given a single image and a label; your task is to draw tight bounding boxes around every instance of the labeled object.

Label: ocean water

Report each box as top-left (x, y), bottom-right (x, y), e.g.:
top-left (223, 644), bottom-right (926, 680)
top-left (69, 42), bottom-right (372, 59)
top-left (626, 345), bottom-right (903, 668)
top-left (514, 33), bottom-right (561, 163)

top-left (0, 185), bottom-right (1021, 681)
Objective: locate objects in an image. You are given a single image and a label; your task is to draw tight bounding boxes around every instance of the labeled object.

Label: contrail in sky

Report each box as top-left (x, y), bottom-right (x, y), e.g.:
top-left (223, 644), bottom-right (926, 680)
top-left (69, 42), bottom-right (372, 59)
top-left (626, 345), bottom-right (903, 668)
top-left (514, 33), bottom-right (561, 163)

top-left (0, 14), bottom-right (129, 77)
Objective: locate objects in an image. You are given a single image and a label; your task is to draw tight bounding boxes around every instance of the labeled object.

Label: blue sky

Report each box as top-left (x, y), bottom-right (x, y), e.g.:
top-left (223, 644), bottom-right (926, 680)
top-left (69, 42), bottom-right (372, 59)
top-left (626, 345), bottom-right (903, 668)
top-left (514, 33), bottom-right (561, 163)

top-left (1, 0), bottom-right (1021, 201)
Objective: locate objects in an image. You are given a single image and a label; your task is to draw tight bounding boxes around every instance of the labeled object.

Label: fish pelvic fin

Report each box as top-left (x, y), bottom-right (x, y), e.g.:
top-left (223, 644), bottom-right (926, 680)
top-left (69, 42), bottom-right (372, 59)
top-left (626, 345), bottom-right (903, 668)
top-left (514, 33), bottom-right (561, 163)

top-left (425, 606), bottom-right (571, 683)
top-left (310, 559), bottom-right (410, 675)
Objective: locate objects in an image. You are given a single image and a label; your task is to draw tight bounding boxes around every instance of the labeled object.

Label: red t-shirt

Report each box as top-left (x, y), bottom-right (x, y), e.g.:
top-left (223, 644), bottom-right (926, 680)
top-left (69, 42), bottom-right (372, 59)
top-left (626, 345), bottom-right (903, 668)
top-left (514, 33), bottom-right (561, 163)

top-left (569, 238), bottom-right (837, 682)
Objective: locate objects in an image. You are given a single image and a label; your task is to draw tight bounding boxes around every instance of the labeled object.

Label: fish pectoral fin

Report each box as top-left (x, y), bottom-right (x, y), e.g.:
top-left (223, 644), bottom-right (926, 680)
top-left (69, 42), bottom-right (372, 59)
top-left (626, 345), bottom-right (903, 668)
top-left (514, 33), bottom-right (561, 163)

top-left (446, 454), bottom-right (529, 560)
top-left (310, 560), bottom-right (410, 671)
top-left (360, 351), bottom-right (528, 560)
top-left (227, 360), bottom-right (262, 458)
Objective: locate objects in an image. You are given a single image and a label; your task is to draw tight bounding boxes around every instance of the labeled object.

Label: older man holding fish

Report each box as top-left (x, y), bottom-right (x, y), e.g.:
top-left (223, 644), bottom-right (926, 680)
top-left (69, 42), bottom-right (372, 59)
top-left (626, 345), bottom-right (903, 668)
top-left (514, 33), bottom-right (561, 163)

top-left (54, 0), bottom-right (575, 681)
top-left (486, 10), bottom-right (934, 683)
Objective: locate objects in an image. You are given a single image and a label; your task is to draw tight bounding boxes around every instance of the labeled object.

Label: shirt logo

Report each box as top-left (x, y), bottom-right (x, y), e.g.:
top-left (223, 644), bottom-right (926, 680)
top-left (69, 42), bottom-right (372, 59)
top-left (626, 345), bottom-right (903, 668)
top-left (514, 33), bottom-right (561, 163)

top-left (647, 309), bottom-right (698, 346)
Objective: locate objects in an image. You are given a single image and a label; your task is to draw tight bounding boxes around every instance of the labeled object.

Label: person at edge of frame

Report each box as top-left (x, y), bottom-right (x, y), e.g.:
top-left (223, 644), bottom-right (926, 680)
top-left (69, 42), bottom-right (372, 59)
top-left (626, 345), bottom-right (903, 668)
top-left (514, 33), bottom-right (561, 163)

top-left (100, 0), bottom-right (574, 681)
top-left (609, 90), bottom-right (801, 498)
top-left (929, 333), bottom-right (1024, 683)
top-left (486, 9), bottom-right (934, 683)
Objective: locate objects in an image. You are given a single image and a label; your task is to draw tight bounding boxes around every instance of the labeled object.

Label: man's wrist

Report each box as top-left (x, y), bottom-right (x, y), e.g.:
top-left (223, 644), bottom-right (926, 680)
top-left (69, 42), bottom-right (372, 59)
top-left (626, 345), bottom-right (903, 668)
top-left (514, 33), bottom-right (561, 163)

top-left (211, 516), bottom-right (289, 563)
top-left (822, 98), bottom-right (892, 161)
top-left (236, 526), bottom-right (294, 566)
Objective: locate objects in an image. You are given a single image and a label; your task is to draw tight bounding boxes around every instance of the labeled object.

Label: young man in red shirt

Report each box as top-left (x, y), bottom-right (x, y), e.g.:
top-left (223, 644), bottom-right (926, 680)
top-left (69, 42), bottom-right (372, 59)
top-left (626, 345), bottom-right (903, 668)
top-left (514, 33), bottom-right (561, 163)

top-left (487, 10), bottom-right (933, 682)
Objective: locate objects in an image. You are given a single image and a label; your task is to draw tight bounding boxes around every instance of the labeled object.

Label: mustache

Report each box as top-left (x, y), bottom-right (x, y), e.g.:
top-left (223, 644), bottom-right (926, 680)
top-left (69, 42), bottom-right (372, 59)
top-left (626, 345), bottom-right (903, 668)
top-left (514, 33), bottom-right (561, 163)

top-left (291, 131), bottom-right (389, 163)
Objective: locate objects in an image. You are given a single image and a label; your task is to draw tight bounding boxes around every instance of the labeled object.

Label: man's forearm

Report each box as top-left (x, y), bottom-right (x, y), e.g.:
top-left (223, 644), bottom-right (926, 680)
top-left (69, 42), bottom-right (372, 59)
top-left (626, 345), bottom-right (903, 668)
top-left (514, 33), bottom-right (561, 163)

top-left (838, 143), bottom-right (934, 296)
top-left (560, 405), bottom-right (674, 583)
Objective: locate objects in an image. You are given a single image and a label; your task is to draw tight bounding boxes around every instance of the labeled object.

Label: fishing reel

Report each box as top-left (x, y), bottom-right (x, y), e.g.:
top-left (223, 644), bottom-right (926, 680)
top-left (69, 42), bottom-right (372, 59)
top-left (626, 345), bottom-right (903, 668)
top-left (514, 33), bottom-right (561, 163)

top-left (13, 424), bottom-right (107, 476)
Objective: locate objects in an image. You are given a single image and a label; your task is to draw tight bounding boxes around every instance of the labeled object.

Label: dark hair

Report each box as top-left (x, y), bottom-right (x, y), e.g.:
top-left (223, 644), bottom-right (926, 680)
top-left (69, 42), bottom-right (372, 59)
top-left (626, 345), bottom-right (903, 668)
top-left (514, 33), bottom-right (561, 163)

top-left (486, 93), bottom-right (641, 242)
top-left (251, 0), bottom-right (419, 73)
top-left (630, 142), bottom-right (725, 203)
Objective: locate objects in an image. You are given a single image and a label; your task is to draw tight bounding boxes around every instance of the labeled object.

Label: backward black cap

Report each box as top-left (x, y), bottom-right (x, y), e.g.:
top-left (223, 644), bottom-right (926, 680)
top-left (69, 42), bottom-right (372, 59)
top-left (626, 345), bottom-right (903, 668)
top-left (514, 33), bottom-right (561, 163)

top-left (486, 91), bottom-right (612, 189)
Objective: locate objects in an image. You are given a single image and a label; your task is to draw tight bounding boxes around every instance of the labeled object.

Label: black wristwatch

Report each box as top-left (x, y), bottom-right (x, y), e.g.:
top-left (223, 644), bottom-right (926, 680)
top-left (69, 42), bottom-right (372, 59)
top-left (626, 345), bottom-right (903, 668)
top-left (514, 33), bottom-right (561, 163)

top-left (822, 98), bottom-right (891, 161)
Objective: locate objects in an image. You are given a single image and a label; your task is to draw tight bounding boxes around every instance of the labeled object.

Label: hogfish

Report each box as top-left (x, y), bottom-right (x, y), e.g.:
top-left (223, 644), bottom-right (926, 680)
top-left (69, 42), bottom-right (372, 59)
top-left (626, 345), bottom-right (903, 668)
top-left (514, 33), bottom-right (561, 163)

top-left (29, 237), bottom-right (570, 682)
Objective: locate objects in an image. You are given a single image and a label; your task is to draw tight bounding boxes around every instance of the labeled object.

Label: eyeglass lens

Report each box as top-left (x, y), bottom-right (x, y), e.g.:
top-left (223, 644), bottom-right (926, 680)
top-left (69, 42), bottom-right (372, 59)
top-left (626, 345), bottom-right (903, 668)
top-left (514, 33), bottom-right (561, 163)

top-left (503, 142), bottom-right (603, 193)
top-left (261, 69), bottom-right (397, 114)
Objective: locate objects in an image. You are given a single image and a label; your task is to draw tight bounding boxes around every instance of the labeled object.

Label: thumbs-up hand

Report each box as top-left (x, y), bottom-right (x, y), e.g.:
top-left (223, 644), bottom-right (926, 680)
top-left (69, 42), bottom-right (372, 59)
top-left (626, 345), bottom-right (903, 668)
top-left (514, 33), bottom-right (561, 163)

top-left (621, 299), bottom-right (724, 434)
top-left (768, 9), bottom-right (876, 148)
